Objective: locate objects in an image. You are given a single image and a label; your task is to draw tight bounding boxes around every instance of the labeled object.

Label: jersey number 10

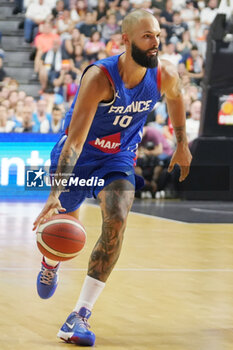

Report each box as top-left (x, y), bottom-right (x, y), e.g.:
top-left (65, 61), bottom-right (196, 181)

top-left (113, 115), bottom-right (133, 128)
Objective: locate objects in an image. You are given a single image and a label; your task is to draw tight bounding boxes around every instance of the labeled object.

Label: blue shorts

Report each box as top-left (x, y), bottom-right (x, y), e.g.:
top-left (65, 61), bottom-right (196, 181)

top-left (50, 140), bottom-right (144, 213)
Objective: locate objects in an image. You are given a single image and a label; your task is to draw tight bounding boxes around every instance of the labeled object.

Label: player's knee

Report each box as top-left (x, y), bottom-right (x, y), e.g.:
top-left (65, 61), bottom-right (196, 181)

top-left (102, 211), bottom-right (127, 238)
top-left (105, 204), bottom-right (128, 225)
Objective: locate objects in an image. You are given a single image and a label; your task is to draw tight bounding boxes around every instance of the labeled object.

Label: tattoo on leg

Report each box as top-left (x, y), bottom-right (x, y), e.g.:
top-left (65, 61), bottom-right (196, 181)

top-left (88, 180), bottom-right (134, 282)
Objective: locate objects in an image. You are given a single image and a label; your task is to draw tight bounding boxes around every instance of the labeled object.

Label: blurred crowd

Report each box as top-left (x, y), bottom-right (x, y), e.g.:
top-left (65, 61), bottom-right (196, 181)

top-left (0, 0), bottom-right (220, 195)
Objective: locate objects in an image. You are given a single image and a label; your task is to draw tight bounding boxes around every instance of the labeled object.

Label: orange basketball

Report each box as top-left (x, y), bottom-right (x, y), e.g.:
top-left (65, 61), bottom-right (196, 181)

top-left (36, 214), bottom-right (86, 261)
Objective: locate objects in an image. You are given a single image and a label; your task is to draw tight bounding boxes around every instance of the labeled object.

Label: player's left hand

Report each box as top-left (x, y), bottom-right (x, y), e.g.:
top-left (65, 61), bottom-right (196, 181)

top-left (168, 144), bottom-right (192, 182)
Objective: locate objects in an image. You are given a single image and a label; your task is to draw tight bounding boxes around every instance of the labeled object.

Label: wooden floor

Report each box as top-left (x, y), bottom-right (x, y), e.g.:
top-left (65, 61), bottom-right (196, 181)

top-left (1, 202), bottom-right (233, 350)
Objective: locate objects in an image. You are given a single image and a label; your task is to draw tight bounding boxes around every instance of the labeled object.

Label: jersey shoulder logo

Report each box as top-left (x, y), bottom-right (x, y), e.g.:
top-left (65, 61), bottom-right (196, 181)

top-left (115, 90), bottom-right (120, 99)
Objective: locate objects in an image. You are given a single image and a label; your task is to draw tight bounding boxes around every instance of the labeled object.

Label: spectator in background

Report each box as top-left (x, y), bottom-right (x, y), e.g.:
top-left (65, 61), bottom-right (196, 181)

top-left (117, 0), bottom-right (132, 23)
top-left (49, 105), bottom-right (64, 133)
top-left (61, 28), bottom-right (85, 59)
top-left (141, 0), bottom-right (153, 14)
top-left (34, 21), bottom-right (61, 77)
top-left (172, 0), bottom-right (186, 12)
top-left (147, 100), bottom-right (175, 146)
top-left (12, 100), bottom-right (24, 129)
top-left (69, 2), bottom-right (81, 23)
top-left (169, 11), bottom-right (188, 44)
top-left (160, 0), bottom-right (174, 30)
top-left (54, 70), bottom-right (78, 103)
top-left (78, 11), bottom-right (97, 38)
top-left (18, 90), bottom-right (26, 101)
top-left (101, 12), bottom-right (120, 43)
top-left (75, 0), bottom-right (88, 21)
top-left (183, 44), bottom-right (204, 85)
top-left (6, 78), bottom-right (19, 92)
top-left (200, 0), bottom-right (218, 27)
top-left (158, 27), bottom-right (168, 53)
top-left (70, 44), bottom-right (86, 75)
top-left (33, 99), bottom-right (52, 133)
top-left (129, 0), bottom-right (143, 10)
top-left (196, 26), bottom-right (209, 59)
top-left (1, 76), bottom-right (10, 87)
top-left (56, 9), bottom-right (75, 39)
top-left (186, 99), bottom-right (201, 143)
top-left (180, 0), bottom-right (199, 31)
top-left (24, 0), bottom-right (51, 43)
top-left (0, 86), bottom-right (9, 103)
top-left (190, 17), bottom-right (204, 43)
top-left (96, 50), bottom-right (107, 61)
top-left (1, 99), bottom-right (10, 110)
top-left (8, 90), bottom-right (19, 109)
top-left (24, 95), bottom-right (36, 112)
top-left (38, 38), bottom-right (63, 92)
top-left (52, 0), bottom-right (65, 20)
top-left (105, 31), bottom-right (124, 56)
top-left (135, 126), bottom-right (174, 197)
top-left (181, 73), bottom-right (191, 92)
top-left (0, 104), bottom-right (15, 132)
top-left (84, 31), bottom-right (105, 62)
top-left (93, 0), bottom-right (108, 24)
top-left (111, 0), bottom-right (132, 25)
top-left (15, 106), bottom-right (35, 133)
top-left (7, 107), bottom-right (16, 123)
top-left (186, 83), bottom-right (200, 101)
top-left (160, 42), bottom-right (182, 67)
top-left (142, 125), bottom-right (173, 162)
top-left (152, 0), bottom-right (165, 13)
top-left (44, 0), bottom-right (58, 11)
top-left (176, 30), bottom-right (193, 57)
top-left (40, 90), bottom-right (63, 115)
top-left (107, 0), bottom-right (120, 15)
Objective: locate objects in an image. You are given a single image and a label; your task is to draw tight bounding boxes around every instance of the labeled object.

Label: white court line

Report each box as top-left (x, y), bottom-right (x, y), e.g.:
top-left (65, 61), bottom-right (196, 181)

top-left (87, 201), bottom-right (185, 224)
top-left (1, 267), bottom-right (233, 272)
top-left (87, 201), bottom-right (233, 224)
top-left (191, 208), bottom-right (233, 215)
top-left (129, 209), bottom-right (185, 224)
top-left (130, 207), bottom-right (233, 224)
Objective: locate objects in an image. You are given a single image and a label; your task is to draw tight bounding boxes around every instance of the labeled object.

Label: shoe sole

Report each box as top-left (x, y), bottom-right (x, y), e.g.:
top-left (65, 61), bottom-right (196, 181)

top-left (57, 330), bottom-right (95, 346)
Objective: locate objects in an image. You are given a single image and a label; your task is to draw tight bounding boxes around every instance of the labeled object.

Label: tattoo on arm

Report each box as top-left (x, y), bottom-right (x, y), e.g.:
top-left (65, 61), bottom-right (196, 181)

top-left (174, 125), bottom-right (186, 144)
top-left (52, 146), bottom-right (80, 194)
top-left (58, 146), bottom-right (78, 170)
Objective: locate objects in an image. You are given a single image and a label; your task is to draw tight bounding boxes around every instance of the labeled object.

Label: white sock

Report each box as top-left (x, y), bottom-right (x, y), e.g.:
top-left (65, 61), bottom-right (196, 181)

top-left (74, 275), bottom-right (105, 312)
top-left (44, 257), bottom-right (59, 267)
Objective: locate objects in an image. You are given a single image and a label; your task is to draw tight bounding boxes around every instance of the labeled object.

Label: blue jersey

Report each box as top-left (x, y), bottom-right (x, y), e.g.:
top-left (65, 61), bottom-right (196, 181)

top-left (61, 54), bottom-right (161, 167)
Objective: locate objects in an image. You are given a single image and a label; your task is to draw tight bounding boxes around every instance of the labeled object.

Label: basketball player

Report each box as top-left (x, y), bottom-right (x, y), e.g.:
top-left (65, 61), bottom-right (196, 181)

top-left (33, 9), bottom-right (192, 346)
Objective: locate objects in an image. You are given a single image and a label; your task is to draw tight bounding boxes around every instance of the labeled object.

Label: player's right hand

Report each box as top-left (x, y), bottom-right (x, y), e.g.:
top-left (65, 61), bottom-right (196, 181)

top-left (32, 194), bottom-right (66, 231)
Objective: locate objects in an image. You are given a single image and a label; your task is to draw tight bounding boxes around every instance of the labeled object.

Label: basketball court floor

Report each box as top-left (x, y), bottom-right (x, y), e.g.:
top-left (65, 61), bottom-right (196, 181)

top-left (1, 199), bottom-right (233, 350)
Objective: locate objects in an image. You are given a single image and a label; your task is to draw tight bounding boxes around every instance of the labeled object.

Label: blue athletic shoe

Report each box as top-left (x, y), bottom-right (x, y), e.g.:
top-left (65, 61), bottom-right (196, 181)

top-left (57, 307), bottom-right (95, 346)
top-left (36, 258), bottom-right (59, 299)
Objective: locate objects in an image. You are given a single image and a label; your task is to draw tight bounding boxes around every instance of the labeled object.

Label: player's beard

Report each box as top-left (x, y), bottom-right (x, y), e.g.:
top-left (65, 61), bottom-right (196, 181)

top-left (131, 41), bottom-right (158, 68)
